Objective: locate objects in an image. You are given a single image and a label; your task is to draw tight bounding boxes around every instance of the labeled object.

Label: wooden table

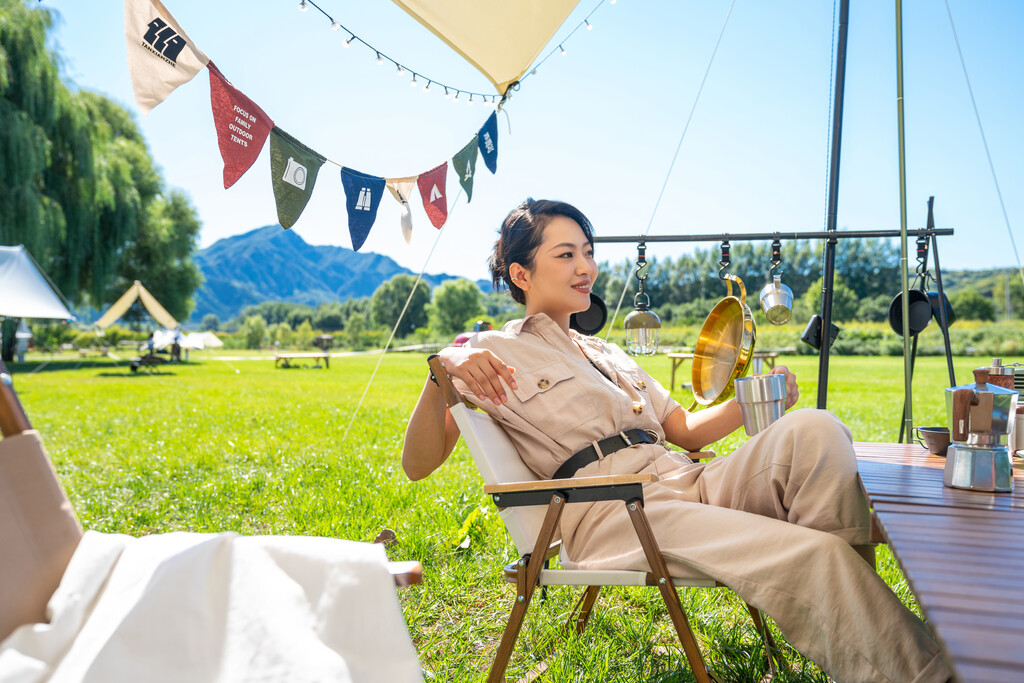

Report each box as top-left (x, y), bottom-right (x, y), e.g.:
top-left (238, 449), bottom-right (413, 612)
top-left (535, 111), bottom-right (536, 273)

top-left (274, 352), bottom-right (330, 368)
top-left (667, 351), bottom-right (779, 392)
top-left (854, 442), bottom-right (1024, 682)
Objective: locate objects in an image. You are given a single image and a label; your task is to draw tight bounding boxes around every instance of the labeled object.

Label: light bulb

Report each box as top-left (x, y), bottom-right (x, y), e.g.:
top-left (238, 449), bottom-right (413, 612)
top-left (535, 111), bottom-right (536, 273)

top-left (443, 88), bottom-right (450, 99)
top-left (452, 91), bottom-right (460, 102)
top-left (331, 20), bottom-right (340, 31)
top-left (344, 36), bottom-right (354, 47)
top-left (585, 20), bottom-right (593, 30)
top-left (376, 52), bottom-right (383, 65)
top-left (299, 0), bottom-right (308, 11)
top-left (396, 64), bottom-right (403, 74)
top-left (559, 44), bottom-right (567, 56)
top-left (423, 81), bottom-right (431, 93)
top-left (410, 74), bottom-right (418, 86)
top-left (467, 94), bottom-right (474, 105)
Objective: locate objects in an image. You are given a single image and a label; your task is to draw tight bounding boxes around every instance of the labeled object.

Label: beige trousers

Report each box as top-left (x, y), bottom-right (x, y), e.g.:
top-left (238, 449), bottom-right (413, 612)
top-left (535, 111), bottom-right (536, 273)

top-left (561, 409), bottom-right (952, 683)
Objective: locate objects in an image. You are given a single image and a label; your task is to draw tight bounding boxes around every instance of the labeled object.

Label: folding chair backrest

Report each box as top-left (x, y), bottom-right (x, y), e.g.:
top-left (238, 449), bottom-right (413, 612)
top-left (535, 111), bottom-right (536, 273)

top-left (449, 402), bottom-right (553, 556)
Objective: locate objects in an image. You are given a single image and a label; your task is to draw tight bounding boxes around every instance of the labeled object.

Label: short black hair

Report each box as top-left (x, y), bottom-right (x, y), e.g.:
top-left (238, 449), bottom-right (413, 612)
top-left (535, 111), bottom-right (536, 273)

top-left (488, 199), bottom-right (595, 304)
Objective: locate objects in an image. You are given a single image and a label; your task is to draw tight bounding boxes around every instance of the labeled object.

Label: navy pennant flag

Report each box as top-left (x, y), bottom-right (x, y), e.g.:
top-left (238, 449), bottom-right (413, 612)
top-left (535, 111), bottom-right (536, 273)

top-left (452, 137), bottom-right (478, 203)
top-left (477, 112), bottom-right (498, 174)
top-left (269, 128), bottom-right (326, 230)
top-left (341, 168), bottom-right (386, 251)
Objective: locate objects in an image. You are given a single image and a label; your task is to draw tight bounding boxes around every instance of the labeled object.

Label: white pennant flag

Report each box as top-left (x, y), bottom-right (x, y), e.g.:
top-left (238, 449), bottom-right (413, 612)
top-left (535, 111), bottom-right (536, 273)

top-left (124, 0), bottom-right (209, 114)
top-left (386, 176), bottom-right (418, 244)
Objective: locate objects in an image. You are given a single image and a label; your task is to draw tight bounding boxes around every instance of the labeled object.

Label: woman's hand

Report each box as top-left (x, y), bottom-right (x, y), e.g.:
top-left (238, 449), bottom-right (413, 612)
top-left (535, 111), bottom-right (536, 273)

top-left (439, 346), bottom-right (518, 405)
top-left (769, 365), bottom-right (799, 409)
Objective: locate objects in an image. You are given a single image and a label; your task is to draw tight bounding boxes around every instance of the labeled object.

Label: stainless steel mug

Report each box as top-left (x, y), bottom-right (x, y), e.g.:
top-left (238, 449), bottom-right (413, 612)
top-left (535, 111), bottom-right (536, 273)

top-left (734, 374), bottom-right (787, 436)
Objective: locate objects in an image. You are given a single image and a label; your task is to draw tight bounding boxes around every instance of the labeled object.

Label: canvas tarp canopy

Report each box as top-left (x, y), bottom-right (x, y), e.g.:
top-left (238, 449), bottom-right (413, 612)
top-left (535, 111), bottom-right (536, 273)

top-left (151, 329), bottom-right (222, 350)
top-left (390, 0), bottom-right (580, 94)
top-left (94, 281), bottom-right (177, 330)
top-left (0, 246), bottom-right (74, 320)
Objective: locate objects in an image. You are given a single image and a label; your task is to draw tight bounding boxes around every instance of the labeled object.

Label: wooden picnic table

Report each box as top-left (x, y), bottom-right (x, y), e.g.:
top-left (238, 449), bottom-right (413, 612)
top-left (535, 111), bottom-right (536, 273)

top-left (667, 350), bottom-right (780, 392)
top-left (274, 352), bottom-right (329, 368)
top-left (854, 442), bottom-right (1024, 682)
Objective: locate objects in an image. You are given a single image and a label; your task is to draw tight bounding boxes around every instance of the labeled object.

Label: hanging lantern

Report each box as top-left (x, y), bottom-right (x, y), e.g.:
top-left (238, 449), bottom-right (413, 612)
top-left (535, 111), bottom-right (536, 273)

top-left (624, 241), bottom-right (661, 356)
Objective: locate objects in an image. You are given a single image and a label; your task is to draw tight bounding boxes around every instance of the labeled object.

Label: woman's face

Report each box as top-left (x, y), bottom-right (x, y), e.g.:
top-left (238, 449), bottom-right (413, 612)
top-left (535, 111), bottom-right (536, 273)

top-left (513, 215), bottom-right (597, 320)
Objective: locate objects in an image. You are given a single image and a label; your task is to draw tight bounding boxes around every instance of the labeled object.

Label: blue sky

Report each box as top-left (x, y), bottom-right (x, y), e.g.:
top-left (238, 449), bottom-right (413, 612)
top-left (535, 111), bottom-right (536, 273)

top-left (39, 0), bottom-right (1024, 286)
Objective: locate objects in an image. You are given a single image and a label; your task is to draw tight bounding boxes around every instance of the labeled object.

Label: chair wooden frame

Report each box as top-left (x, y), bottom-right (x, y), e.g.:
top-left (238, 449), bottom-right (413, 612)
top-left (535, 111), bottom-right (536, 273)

top-left (428, 357), bottom-right (784, 683)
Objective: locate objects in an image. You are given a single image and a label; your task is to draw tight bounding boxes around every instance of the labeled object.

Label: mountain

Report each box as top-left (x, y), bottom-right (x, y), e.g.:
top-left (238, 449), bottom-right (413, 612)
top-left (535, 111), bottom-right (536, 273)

top-left (191, 225), bottom-right (488, 322)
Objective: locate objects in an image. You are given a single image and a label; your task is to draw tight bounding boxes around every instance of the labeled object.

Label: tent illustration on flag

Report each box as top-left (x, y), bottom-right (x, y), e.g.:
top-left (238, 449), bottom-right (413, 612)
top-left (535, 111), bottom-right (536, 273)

top-left (417, 163), bottom-right (449, 229)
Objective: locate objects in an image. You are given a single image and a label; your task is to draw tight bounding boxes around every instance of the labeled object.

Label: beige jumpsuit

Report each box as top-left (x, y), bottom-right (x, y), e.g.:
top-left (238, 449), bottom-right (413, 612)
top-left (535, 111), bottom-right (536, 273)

top-left (460, 313), bottom-right (951, 683)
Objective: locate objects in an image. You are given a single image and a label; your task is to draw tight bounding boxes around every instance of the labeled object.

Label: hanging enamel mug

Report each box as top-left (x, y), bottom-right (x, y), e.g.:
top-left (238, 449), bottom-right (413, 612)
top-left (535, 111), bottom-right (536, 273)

top-left (759, 276), bottom-right (794, 325)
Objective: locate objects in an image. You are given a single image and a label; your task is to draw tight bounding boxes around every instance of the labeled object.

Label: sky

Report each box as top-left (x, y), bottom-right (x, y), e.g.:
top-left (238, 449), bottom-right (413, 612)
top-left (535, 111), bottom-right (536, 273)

top-left (37, 0), bottom-right (1024, 290)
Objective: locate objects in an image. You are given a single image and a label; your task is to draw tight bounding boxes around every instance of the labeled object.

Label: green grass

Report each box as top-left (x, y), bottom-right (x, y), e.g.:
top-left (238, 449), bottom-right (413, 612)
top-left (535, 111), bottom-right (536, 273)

top-left (7, 351), bottom-right (978, 681)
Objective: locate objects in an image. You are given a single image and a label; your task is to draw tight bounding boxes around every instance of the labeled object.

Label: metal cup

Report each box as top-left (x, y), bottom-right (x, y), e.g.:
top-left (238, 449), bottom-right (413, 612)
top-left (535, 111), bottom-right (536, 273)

top-left (734, 374), bottom-right (787, 436)
top-left (759, 276), bottom-right (793, 325)
top-left (912, 426), bottom-right (951, 455)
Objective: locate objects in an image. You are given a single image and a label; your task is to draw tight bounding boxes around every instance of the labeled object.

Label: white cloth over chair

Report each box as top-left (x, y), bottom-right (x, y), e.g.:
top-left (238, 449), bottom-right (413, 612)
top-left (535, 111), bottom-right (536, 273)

top-left (0, 531), bottom-right (422, 683)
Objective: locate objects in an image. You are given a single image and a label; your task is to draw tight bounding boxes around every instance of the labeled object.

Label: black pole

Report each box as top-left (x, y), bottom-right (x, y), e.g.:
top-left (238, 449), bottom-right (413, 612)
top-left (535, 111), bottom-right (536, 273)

top-left (927, 197), bottom-right (956, 386)
top-left (817, 0), bottom-right (850, 410)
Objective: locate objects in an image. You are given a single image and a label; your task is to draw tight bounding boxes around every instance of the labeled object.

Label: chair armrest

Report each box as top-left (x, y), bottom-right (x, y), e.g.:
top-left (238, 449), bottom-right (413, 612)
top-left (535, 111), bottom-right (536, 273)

top-left (485, 473), bottom-right (656, 508)
top-left (688, 450), bottom-right (715, 461)
top-left (483, 472), bottom-right (657, 495)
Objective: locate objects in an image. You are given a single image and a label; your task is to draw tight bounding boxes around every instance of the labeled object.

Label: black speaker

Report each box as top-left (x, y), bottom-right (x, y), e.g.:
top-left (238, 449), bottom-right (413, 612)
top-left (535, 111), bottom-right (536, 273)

top-left (801, 314), bottom-right (840, 351)
top-left (570, 293), bottom-right (608, 336)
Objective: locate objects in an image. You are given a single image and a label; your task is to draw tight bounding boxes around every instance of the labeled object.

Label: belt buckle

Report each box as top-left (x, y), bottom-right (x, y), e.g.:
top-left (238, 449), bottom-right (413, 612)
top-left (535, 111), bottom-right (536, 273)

top-left (643, 429), bottom-right (660, 444)
top-left (618, 430), bottom-right (635, 447)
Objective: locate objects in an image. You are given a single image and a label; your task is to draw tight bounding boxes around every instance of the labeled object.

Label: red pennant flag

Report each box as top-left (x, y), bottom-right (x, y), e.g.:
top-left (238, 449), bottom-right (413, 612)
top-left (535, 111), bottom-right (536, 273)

top-left (416, 162), bottom-right (448, 229)
top-left (209, 62), bottom-right (274, 188)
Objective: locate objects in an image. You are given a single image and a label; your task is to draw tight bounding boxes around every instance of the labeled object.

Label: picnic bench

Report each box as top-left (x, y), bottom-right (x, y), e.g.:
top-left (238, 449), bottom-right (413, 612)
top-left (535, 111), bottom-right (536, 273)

top-left (855, 442), bottom-right (1024, 682)
top-left (668, 350), bottom-right (780, 392)
top-left (274, 352), bottom-right (329, 368)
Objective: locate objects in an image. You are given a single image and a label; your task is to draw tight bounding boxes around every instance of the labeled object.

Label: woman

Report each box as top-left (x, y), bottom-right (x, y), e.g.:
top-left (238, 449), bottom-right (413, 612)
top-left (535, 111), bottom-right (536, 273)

top-left (403, 199), bottom-right (950, 683)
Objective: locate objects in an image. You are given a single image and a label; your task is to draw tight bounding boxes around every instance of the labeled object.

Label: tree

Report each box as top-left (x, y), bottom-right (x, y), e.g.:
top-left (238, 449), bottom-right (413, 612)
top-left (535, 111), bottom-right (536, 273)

top-left (370, 275), bottom-right (430, 337)
top-left (802, 275), bottom-right (859, 322)
top-left (430, 279), bottom-right (485, 335)
top-left (951, 289), bottom-right (995, 321)
top-left (200, 314), bottom-right (220, 331)
top-left (241, 315), bottom-right (267, 349)
top-left (346, 312), bottom-right (366, 349)
top-left (313, 302), bottom-right (344, 331)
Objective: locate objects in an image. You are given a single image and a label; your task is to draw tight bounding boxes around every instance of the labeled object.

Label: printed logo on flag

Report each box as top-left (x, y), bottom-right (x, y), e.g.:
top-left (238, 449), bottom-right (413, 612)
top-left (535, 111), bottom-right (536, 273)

top-left (142, 18), bottom-right (186, 64)
top-left (283, 157), bottom-right (308, 190)
top-left (356, 188), bottom-right (373, 211)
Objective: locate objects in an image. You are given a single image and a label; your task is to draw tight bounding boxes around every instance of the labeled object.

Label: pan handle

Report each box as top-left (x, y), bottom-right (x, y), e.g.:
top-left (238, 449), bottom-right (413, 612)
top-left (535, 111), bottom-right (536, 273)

top-left (723, 274), bottom-right (747, 303)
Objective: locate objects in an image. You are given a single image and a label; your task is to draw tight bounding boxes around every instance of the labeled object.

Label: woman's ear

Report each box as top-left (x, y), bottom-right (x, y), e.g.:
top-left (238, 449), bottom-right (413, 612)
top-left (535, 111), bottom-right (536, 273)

top-left (509, 263), bottom-right (529, 290)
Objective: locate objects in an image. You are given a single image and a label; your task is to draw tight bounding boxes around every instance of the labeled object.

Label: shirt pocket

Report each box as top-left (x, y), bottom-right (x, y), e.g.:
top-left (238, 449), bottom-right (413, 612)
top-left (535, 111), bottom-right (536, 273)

top-left (511, 361), bottom-right (593, 438)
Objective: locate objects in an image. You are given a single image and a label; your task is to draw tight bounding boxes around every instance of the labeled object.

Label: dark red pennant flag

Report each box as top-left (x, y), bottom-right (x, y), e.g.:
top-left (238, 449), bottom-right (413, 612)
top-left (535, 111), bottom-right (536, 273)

top-left (416, 162), bottom-right (448, 229)
top-left (209, 61), bottom-right (273, 189)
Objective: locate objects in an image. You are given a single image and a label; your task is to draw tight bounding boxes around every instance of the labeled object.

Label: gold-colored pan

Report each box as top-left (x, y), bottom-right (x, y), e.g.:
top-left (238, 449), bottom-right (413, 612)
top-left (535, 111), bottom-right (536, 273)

top-left (691, 274), bottom-right (756, 406)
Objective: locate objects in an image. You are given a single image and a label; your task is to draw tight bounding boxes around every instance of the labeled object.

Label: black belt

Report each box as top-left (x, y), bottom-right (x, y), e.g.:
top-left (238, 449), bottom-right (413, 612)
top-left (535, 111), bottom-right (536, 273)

top-left (552, 428), bottom-right (659, 480)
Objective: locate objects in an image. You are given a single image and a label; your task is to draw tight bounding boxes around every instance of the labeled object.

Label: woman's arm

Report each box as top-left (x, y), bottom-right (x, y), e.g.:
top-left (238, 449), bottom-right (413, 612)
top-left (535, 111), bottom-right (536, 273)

top-left (661, 365), bottom-right (799, 452)
top-left (401, 346), bottom-right (518, 481)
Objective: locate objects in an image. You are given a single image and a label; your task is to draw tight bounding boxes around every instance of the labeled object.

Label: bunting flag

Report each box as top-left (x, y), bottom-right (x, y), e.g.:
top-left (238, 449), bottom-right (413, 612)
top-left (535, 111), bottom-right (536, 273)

top-left (269, 128), bottom-right (326, 230)
top-left (208, 62), bottom-right (273, 189)
top-left (124, 0), bottom-right (209, 114)
top-left (417, 163), bottom-right (449, 230)
top-left (341, 168), bottom-right (387, 251)
top-left (386, 177), bottom-right (418, 244)
top-left (452, 137), bottom-right (478, 203)
top-left (477, 112), bottom-right (499, 174)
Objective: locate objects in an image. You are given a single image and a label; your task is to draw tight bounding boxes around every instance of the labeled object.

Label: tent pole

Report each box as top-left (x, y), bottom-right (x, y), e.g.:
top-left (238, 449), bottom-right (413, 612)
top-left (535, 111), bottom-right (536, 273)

top-left (895, 0), bottom-right (913, 441)
top-left (816, 0), bottom-right (850, 410)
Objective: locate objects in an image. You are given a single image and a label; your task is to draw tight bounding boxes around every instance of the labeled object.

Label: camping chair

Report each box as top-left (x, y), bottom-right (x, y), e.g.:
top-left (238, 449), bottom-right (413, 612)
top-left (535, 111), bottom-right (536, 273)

top-left (0, 359), bottom-right (421, 645)
top-left (428, 357), bottom-right (784, 683)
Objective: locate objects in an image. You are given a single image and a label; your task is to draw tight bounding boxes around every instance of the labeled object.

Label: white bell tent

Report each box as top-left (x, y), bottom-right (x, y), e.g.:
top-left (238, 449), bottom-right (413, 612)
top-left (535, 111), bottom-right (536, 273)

top-left (0, 246), bottom-right (75, 321)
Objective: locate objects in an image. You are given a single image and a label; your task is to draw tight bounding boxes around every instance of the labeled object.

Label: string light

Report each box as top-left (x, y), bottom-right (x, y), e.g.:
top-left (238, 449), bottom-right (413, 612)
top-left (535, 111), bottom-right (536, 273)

top-left (410, 74), bottom-right (418, 87)
top-left (297, 0), bottom-right (611, 103)
top-left (452, 91), bottom-right (460, 103)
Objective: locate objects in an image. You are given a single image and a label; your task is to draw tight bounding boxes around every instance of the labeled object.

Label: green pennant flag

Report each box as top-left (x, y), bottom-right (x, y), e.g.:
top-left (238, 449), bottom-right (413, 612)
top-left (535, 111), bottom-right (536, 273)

top-left (269, 127), bottom-right (326, 229)
top-left (452, 136), bottom-right (478, 203)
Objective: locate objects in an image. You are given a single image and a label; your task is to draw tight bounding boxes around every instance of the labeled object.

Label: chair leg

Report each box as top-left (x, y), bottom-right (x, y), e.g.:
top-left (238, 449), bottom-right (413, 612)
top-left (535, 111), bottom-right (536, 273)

top-left (487, 494), bottom-right (566, 683)
top-left (564, 585), bottom-right (601, 635)
top-left (745, 603), bottom-right (788, 679)
top-left (624, 500), bottom-right (712, 683)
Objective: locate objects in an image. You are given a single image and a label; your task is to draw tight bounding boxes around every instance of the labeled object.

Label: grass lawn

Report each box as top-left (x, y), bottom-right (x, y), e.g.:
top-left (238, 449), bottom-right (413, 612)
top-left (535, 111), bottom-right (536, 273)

top-left (6, 350), bottom-right (977, 681)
